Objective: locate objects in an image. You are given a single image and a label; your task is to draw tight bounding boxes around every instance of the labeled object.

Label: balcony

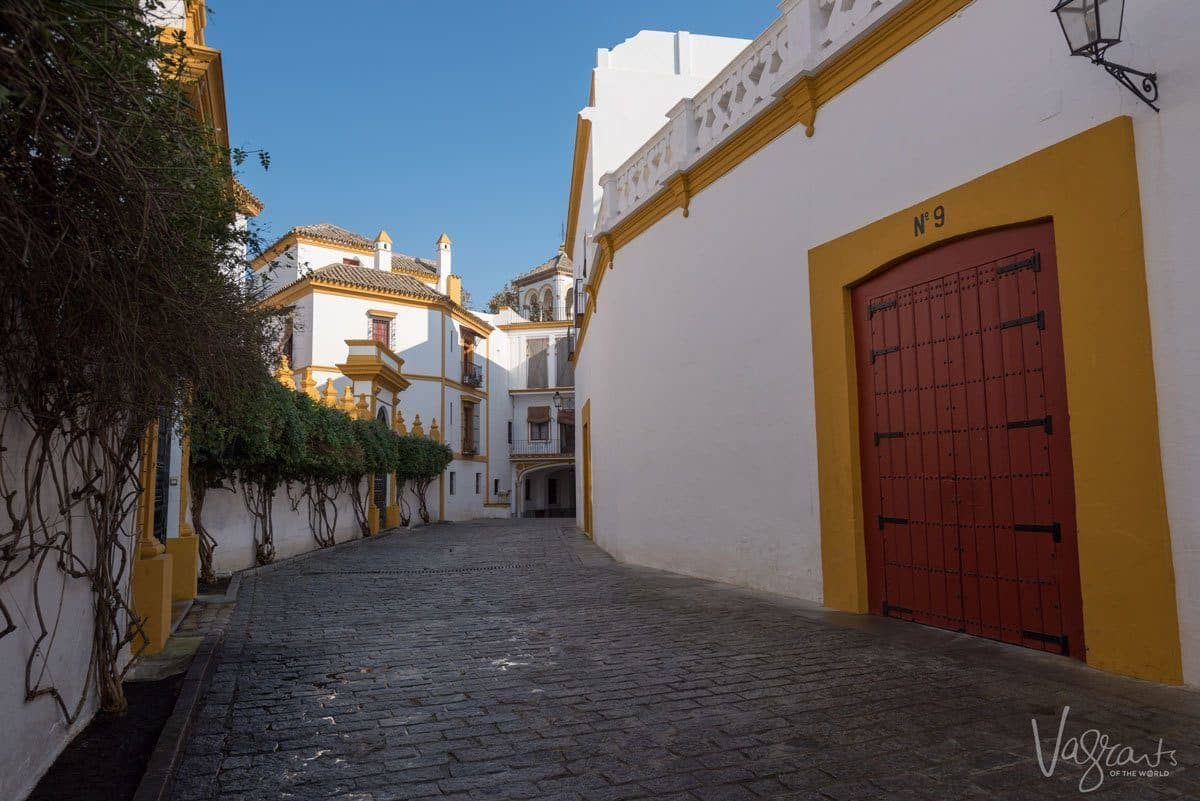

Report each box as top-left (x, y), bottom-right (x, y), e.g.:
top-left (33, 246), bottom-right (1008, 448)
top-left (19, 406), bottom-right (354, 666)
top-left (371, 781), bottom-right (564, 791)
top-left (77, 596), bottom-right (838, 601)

top-left (462, 360), bottom-right (483, 388)
top-left (509, 436), bottom-right (575, 457)
top-left (518, 303), bottom-right (574, 323)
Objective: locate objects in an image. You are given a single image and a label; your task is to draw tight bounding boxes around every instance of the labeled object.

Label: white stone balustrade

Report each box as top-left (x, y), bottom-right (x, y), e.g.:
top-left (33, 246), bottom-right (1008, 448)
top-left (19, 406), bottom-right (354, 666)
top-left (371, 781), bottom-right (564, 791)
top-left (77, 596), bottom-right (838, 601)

top-left (597, 0), bottom-right (912, 231)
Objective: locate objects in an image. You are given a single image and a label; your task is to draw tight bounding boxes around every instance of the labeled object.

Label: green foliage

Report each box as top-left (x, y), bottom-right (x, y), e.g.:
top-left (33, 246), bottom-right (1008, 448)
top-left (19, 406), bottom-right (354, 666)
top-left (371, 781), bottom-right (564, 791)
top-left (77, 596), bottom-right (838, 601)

top-left (188, 378), bottom-right (451, 545)
top-left (398, 435), bottom-right (453, 483)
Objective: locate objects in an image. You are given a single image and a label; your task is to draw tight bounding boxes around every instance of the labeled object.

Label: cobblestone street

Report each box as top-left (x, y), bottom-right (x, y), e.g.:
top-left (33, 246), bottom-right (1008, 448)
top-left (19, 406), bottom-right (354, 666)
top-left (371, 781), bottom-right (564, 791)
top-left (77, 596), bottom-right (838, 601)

top-left (170, 520), bottom-right (1200, 801)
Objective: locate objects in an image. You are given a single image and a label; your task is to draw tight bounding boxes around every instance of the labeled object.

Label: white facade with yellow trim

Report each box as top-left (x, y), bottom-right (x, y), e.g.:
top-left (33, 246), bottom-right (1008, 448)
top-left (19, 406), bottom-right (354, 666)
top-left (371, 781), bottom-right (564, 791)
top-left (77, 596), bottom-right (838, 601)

top-left (567, 0), bottom-right (1200, 685)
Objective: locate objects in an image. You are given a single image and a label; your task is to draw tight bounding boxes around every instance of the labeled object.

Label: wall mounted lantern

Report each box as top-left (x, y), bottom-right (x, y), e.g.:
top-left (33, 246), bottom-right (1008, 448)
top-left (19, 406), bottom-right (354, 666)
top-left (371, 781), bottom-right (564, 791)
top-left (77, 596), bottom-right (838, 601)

top-left (1053, 0), bottom-right (1159, 111)
top-left (552, 391), bottom-right (574, 411)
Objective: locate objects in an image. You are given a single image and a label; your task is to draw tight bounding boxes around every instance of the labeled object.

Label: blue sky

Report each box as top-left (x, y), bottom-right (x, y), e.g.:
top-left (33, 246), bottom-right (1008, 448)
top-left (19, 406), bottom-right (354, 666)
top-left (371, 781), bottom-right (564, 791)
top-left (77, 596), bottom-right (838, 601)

top-left (210, 1), bottom-right (775, 303)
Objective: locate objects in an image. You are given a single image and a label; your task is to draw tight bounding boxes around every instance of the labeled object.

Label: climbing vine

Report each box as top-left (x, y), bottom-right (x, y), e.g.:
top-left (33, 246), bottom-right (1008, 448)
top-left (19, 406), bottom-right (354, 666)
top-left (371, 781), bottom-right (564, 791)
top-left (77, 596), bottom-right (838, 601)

top-left (0, 0), bottom-right (278, 718)
top-left (188, 380), bottom-right (452, 564)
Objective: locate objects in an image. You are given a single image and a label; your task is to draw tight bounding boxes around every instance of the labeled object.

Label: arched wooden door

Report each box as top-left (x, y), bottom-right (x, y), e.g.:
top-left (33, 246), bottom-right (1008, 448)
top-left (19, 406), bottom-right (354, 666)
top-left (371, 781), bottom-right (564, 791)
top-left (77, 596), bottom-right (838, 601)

top-left (851, 223), bottom-right (1085, 660)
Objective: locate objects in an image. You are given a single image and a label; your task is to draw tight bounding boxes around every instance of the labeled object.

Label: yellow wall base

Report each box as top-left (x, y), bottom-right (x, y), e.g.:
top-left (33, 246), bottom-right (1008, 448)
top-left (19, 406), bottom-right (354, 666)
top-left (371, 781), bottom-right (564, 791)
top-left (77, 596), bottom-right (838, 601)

top-left (367, 506), bottom-right (380, 535)
top-left (132, 553), bottom-right (173, 656)
top-left (165, 536), bottom-right (198, 601)
top-left (385, 504), bottom-right (400, 528)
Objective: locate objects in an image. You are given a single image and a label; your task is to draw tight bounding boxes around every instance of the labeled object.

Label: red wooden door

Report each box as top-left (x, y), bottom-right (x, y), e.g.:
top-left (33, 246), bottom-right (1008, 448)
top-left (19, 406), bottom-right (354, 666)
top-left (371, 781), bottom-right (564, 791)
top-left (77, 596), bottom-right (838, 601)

top-left (852, 223), bottom-right (1085, 660)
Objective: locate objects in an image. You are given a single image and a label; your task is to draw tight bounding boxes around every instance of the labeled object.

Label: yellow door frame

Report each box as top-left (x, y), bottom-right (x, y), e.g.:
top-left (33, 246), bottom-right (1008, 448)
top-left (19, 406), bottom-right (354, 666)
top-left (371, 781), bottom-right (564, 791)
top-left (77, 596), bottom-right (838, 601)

top-left (807, 117), bottom-right (1181, 683)
top-left (582, 399), bottom-right (593, 538)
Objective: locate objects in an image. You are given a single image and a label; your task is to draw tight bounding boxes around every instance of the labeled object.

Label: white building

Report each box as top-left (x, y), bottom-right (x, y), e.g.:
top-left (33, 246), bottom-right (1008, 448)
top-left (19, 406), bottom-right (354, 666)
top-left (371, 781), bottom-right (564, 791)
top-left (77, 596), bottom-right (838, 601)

top-left (486, 251), bottom-right (578, 518)
top-left (253, 226), bottom-right (580, 525)
top-left (567, 0), bottom-right (1200, 687)
top-left (257, 224), bottom-right (494, 524)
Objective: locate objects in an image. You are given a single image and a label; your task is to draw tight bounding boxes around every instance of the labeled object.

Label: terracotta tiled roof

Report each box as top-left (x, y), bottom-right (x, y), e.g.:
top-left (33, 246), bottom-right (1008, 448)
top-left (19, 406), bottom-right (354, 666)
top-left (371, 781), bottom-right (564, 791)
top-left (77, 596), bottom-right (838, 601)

top-left (278, 223), bottom-right (437, 277)
top-left (233, 180), bottom-right (264, 215)
top-left (301, 263), bottom-right (444, 299)
top-left (514, 249), bottom-right (573, 287)
top-left (391, 253), bottom-right (438, 277)
top-left (266, 262), bottom-right (494, 333)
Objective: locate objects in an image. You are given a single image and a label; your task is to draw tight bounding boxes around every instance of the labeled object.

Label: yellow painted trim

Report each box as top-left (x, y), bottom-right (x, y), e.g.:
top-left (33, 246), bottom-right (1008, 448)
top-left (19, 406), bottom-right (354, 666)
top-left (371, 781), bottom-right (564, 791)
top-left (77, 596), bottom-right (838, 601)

top-left (445, 379), bottom-right (487, 399)
top-left (563, 115), bottom-right (592, 261)
top-left (484, 502), bottom-right (510, 509)
top-left (485, 336), bottom-right (492, 504)
top-left (581, 399), bottom-right (593, 538)
top-left (439, 310), bottom-right (446, 521)
top-left (263, 282), bottom-right (494, 333)
top-left (366, 308), bottom-right (398, 319)
top-left (571, 0), bottom-right (975, 361)
top-left (498, 320), bottom-right (574, 331)
top-left (808, 117), bottom-right (1180, 684)
top-left (132, 554), bottom-right (172, 656)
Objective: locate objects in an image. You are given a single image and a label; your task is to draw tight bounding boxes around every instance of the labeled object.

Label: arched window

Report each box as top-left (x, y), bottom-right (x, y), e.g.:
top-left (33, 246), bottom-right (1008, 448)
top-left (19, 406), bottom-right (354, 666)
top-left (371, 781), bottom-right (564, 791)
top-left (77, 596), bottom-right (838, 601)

top-left (526, 290), bottom-right (540, 321)
top-left (565, 288), bottom-right (575, 318)
top-left (541, 287), bottom-right (554, 320)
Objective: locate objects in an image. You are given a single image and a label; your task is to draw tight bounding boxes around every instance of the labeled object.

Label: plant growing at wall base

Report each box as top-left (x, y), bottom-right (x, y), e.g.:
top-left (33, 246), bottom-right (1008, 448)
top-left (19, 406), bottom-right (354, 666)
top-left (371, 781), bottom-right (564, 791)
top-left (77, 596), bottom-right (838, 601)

top-left (0, 0), bottom-right (278, 718)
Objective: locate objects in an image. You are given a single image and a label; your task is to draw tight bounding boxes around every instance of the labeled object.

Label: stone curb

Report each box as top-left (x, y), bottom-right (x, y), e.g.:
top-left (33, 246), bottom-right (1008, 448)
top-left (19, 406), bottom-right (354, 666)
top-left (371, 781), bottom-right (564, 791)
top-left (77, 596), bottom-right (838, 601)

top-left (130, 603), bottom-right (230, 801)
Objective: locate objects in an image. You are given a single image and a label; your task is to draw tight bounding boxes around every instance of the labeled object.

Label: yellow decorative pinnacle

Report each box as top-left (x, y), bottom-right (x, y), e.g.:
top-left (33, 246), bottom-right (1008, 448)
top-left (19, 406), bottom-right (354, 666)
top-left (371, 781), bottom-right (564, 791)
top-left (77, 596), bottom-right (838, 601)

top-left (275, 355), bottom-right (294, 388)
top-left (411, 413), bottom-right (424, 438)
top-left (429, 418), bottom-right (441, 443)
top-left (393, 410), bottom-right (407, 435)
top-left (301, 367), bottom-right (318, 399)
top-left (340, 386), bottom-right (356, 414)
top-left (323, 379), bottom-right (338, 406)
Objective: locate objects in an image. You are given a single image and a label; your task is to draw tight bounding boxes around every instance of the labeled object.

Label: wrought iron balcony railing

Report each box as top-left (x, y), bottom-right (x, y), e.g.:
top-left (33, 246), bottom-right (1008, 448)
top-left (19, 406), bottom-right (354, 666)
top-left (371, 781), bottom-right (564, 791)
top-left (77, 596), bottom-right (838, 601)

top-left (509, 436), bottom-right (575, 457)
top-left (518, 303), bottom-right (574, 323)
top-left (462, 361), bottom-right (483, 387)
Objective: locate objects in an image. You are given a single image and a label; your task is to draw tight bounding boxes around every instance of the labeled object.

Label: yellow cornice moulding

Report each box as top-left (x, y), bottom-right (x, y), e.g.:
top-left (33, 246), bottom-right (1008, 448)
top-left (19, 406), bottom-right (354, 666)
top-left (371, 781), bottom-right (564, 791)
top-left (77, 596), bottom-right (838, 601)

top-left (570, 0), bottom-right (975, 362)
top-left (563, 115), bottom-right (593, 261)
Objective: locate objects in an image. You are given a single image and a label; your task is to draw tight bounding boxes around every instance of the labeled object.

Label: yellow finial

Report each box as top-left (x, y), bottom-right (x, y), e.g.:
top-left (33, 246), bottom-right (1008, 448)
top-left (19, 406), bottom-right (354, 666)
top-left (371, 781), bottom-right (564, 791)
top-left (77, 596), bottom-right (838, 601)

top-left (411, 413), bottom-right (424, 438)
top-left (393, 409), bottom-right (407, 435)
top-left (429, 417), bottom-right (441, 443)
top-left (356, 393), bottom-right (370, 420)
top-left (437, 232), bottom-right (452, 246)
top-left (301, 367), bottom-right (318, 399)
top-left (340, 386), bottom-right (356, 414)
top-left (323, 379), bottom-right (337, 406)
top-left (275, 355), bottom-right (294, 388)
top-left (374, 229), bottom-right (393, 244)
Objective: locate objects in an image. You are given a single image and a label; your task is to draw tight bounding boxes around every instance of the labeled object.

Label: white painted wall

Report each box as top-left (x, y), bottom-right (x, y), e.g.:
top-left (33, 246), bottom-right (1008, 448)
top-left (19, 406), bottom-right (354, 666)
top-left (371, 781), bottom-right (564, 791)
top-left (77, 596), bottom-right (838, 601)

top-left (573, 0), bottom-right (1200, 683)
top-left (571, 30), bottom-right (751, 267)
top-left (203, 481), bottom-right (361, 576)
top-left (0, 417), bottom-right (131, 801)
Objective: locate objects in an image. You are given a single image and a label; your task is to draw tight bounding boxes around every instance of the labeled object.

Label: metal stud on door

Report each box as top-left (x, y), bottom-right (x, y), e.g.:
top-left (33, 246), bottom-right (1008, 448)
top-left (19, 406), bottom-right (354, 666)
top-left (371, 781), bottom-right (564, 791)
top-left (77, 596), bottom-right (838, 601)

top-left (853, 223), bottom-right (1085, 660)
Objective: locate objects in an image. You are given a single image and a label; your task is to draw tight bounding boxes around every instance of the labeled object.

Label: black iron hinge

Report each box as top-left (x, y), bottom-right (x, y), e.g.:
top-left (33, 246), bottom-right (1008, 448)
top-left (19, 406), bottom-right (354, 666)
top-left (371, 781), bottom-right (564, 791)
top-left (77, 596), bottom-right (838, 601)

top-left (1000, 310), bottom-right (1045, 331)
top-left (878, 515), bottom-right (908, 529)
top-left (870, 345), bottom-right (900, 364)
top-left (874, 431), bottom-right (905, 446)
top-left (1015, 522), bottom-right (1062, 543)
top-left (1007, 416), bottom-right (1053, 435)
top-left (868, 299), bottom-right (897, 319)
top-left (997, 253), bottom-right (1041, 275)
top-left (1022, 630), bottom-right (1070, 655)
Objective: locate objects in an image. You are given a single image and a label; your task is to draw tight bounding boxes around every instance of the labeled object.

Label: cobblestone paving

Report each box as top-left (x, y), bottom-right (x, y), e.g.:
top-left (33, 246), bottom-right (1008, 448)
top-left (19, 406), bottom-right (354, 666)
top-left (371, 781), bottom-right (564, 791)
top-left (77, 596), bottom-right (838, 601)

top-left (170, 520), bottom-right (1200, 801)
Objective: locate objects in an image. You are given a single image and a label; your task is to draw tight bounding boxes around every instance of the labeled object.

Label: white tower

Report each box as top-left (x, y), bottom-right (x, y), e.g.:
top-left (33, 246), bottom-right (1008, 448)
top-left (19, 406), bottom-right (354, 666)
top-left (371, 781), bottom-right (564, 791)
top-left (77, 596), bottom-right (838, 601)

top-left (373, 230), bottom-right (392, 271)
top-left (436, 232), bottom-right (452, 293)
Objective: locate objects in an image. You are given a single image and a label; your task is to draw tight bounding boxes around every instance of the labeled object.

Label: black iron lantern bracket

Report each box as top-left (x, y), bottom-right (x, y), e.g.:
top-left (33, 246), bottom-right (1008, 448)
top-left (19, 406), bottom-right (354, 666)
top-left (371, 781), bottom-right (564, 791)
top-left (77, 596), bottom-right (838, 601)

top-left (1052, 0), bottom-right (1159, 112)
top-left (1095, 54), bottom-right (1159, 111)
